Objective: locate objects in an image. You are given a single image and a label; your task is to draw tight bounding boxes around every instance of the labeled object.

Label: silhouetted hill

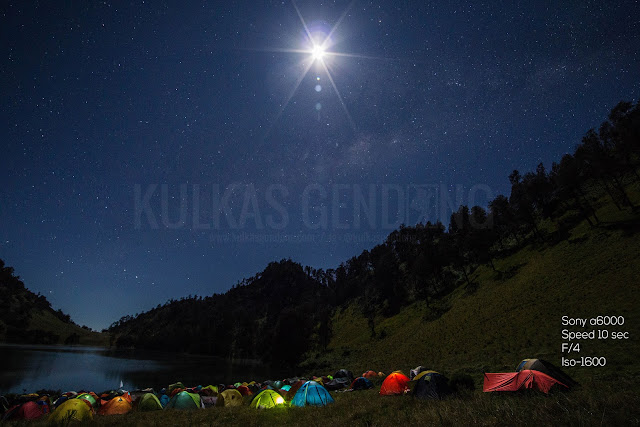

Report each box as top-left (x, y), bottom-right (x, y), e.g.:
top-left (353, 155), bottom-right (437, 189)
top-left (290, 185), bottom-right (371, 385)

top-left (0, 260), bottom-right (106, 346)
top-left (108, 259), bottom-right (332, 367)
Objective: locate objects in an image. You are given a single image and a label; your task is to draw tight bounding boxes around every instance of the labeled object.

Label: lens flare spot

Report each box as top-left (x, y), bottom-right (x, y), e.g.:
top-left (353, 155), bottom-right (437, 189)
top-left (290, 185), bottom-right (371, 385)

top-left (311, 44), bottom-right (325, 60)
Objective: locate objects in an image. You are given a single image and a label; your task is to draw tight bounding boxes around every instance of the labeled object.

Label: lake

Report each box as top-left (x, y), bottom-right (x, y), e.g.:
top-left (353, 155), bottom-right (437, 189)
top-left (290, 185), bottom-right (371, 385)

top-left (0, 344), bottom-right (287, 394)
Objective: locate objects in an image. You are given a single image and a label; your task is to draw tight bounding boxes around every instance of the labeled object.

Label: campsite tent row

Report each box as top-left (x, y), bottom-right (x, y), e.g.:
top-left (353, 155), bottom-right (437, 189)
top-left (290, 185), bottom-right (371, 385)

top-left (1, 359), bottom-right (575, 420)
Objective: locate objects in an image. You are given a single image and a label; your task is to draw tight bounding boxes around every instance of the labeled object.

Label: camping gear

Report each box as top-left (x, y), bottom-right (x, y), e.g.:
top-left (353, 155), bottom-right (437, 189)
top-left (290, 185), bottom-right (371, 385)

top-left (201, 396), bottom-right (217, 408)
top-left (351, 377), bottom-right (374, 390)
top-left (516, 359), bottom-right (577, 387)
top-left (483, 370), bottom-right (568, 393)
top-left (284, 380), bottom-right (305, 401)
top-left (324, 377), bottom-right (351, 391)
top-left (363, 370), bottom-right (378, 379)
top-left (49, 399), bottom-right (93, 423)
top-left (98, 396), bottom-right (132, 415)
top-left (201, 385), bottom-right (218, 396)
top-left (333, 369), bottom-right (354, 381)
top-left (77, 393), bottom-right (98, 409)
top-left (138, 393), bottom-right (163, 411)
top-left (237, 385), bottom-right (252, 396)
top-left (16, 401), bottom-right (46, 420)
top-left (159, 394), bottom-right (170, 407)
top-left (250, 390), bottom-right (286, 409)
top-left (290, 381), bottom-right (334, 407)
top-left (217, 389), bottom-right (243, 407)
top-left (409, 366), bottom-right (429, 380)
top-left (165, 391), bottom-right (201, 410)
top-left (380, 371), bottom-right (410, 395)
top-left (412, 371), bottom-right (451, 399)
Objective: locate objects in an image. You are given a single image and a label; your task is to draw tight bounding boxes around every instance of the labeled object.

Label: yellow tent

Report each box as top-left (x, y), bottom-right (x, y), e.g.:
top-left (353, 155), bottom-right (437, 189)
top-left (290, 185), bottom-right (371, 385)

top-left (49, 399), bottom-right (93, 423)
top-left (216, 389), bottom-right (243, 407)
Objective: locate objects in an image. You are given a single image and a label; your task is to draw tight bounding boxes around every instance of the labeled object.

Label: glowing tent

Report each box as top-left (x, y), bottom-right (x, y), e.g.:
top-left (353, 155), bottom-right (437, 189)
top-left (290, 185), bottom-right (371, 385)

top-left (380, 371), bottom-right (410, 395)
top-left (250, 390), bottom-right (286, 409)
top-left (98, 396), bottom-right (132, 415)
top-left (290, 381), bottom-right (334, 407)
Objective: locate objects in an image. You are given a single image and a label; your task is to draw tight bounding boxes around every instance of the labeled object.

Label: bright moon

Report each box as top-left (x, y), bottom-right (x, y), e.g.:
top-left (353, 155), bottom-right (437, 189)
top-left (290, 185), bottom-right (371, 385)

top-left (311, 44), bottom-right (325, 61)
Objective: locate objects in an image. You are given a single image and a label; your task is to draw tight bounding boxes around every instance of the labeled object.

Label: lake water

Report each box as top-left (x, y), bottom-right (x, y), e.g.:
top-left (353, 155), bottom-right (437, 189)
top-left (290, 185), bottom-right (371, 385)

top-left (0, 344), bottom-right (286, 394)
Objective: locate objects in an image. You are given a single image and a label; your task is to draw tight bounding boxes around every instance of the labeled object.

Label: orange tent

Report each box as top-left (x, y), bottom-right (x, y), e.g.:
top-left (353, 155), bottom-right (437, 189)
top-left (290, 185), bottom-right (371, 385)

top-left (380, 371), bottom-right (410, 395)
top-left (98, 396), bottom-right (133, 415)
top-left (363, 370), bottom-right (377, 379)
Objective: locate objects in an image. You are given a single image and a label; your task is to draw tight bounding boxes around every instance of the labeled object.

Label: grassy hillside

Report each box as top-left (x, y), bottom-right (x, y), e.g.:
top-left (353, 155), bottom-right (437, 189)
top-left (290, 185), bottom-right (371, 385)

top-left (27, 309), bottom-right (109, 347)
top-left (303, 190), bottom-right (640, 386)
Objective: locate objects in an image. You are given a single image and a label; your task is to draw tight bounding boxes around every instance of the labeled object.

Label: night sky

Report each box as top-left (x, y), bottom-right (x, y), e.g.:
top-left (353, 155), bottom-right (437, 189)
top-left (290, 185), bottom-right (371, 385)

top-left (2, 1), bottom-right (639, 330)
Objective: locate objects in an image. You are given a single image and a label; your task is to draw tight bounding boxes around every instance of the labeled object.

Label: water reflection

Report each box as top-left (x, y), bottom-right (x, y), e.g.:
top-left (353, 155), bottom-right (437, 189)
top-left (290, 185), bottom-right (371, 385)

top-left (0, 344), bottom-right (286, 394)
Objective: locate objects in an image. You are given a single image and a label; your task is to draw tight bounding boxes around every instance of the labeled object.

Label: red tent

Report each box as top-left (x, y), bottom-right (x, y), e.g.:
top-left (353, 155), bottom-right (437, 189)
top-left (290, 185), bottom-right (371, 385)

top-left (237, 385), bottom-right (252, 396)
top-left (17, 401), bottom-right (46, 420)
top-left (483, 370), bottom-right (568, 394)
top-left (380, 371), bottom-right (410, 395)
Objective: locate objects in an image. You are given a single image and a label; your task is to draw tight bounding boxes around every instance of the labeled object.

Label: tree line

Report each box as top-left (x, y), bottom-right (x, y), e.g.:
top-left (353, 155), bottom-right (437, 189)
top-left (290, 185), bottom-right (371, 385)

top-left (0, 259), bottom-right (78, 344)
top-left (108, 100), bottom-right (638, 363)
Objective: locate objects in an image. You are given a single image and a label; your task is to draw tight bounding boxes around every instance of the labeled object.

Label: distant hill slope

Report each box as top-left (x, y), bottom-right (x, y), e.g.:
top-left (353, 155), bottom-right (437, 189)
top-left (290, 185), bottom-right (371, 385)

top-left (302, 197), bottom-right (640, 383)
top-left (0, 260), bottom-right (107, 346)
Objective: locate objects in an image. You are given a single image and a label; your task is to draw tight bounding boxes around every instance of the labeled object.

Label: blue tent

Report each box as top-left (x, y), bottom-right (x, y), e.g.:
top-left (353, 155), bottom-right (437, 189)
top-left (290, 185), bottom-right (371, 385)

top-left (290, 381), bottom-right (334, 407)
top-left (159, 394), bottom-right (170, 407)
top-left (165, 391), bottom-right (201, 410)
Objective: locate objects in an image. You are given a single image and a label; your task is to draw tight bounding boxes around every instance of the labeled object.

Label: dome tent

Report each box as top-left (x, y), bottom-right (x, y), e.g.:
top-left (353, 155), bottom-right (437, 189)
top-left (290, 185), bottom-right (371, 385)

top-left (412, 371), bottom-right (451, 399)
top-left (290, 381), bottom-right (334, 407)
top-left (98, 396), bottom-right (132, 415)
top-left (380, 371), bottom-right (410, 395)
top-left (516, 359), bottom-right (577, 388)
top-left (138, 393), bottom-right (163, 411)
top-left (165, 391), bottom-right (201, 410)
top-left (483, 370), bottom-right (568, 394)
top-left (49, 399), bottom-right (93, 423)
top-left (351, 377), bottom-right (374, 390)
top-left (250, 390), bottom-right (286, 409)
top-left (216, 389), bottom-right (243, 407)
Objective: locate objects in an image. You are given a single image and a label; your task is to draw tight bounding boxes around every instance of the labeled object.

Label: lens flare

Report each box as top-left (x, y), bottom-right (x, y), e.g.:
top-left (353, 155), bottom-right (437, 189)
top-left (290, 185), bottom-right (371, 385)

top-left (311, 44), bottom-right (325, 61)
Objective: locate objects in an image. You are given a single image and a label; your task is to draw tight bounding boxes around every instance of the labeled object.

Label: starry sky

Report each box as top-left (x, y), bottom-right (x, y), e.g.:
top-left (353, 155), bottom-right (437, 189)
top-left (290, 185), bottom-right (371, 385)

top-left (2, 1), bottom-right (639, 330)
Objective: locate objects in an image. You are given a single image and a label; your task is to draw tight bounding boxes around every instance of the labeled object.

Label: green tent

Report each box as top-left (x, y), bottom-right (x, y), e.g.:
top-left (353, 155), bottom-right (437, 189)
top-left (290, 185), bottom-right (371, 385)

top-left (164, 391), bottom-right (201, 410)
top-left (138, 393), bottom-right (163, 411)
top-left (250, 390), bottom-right (286, 409)
top-left (167, 382), bottom-right (186, 395)
top-left (76, 393), bottom-right (97, 408)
